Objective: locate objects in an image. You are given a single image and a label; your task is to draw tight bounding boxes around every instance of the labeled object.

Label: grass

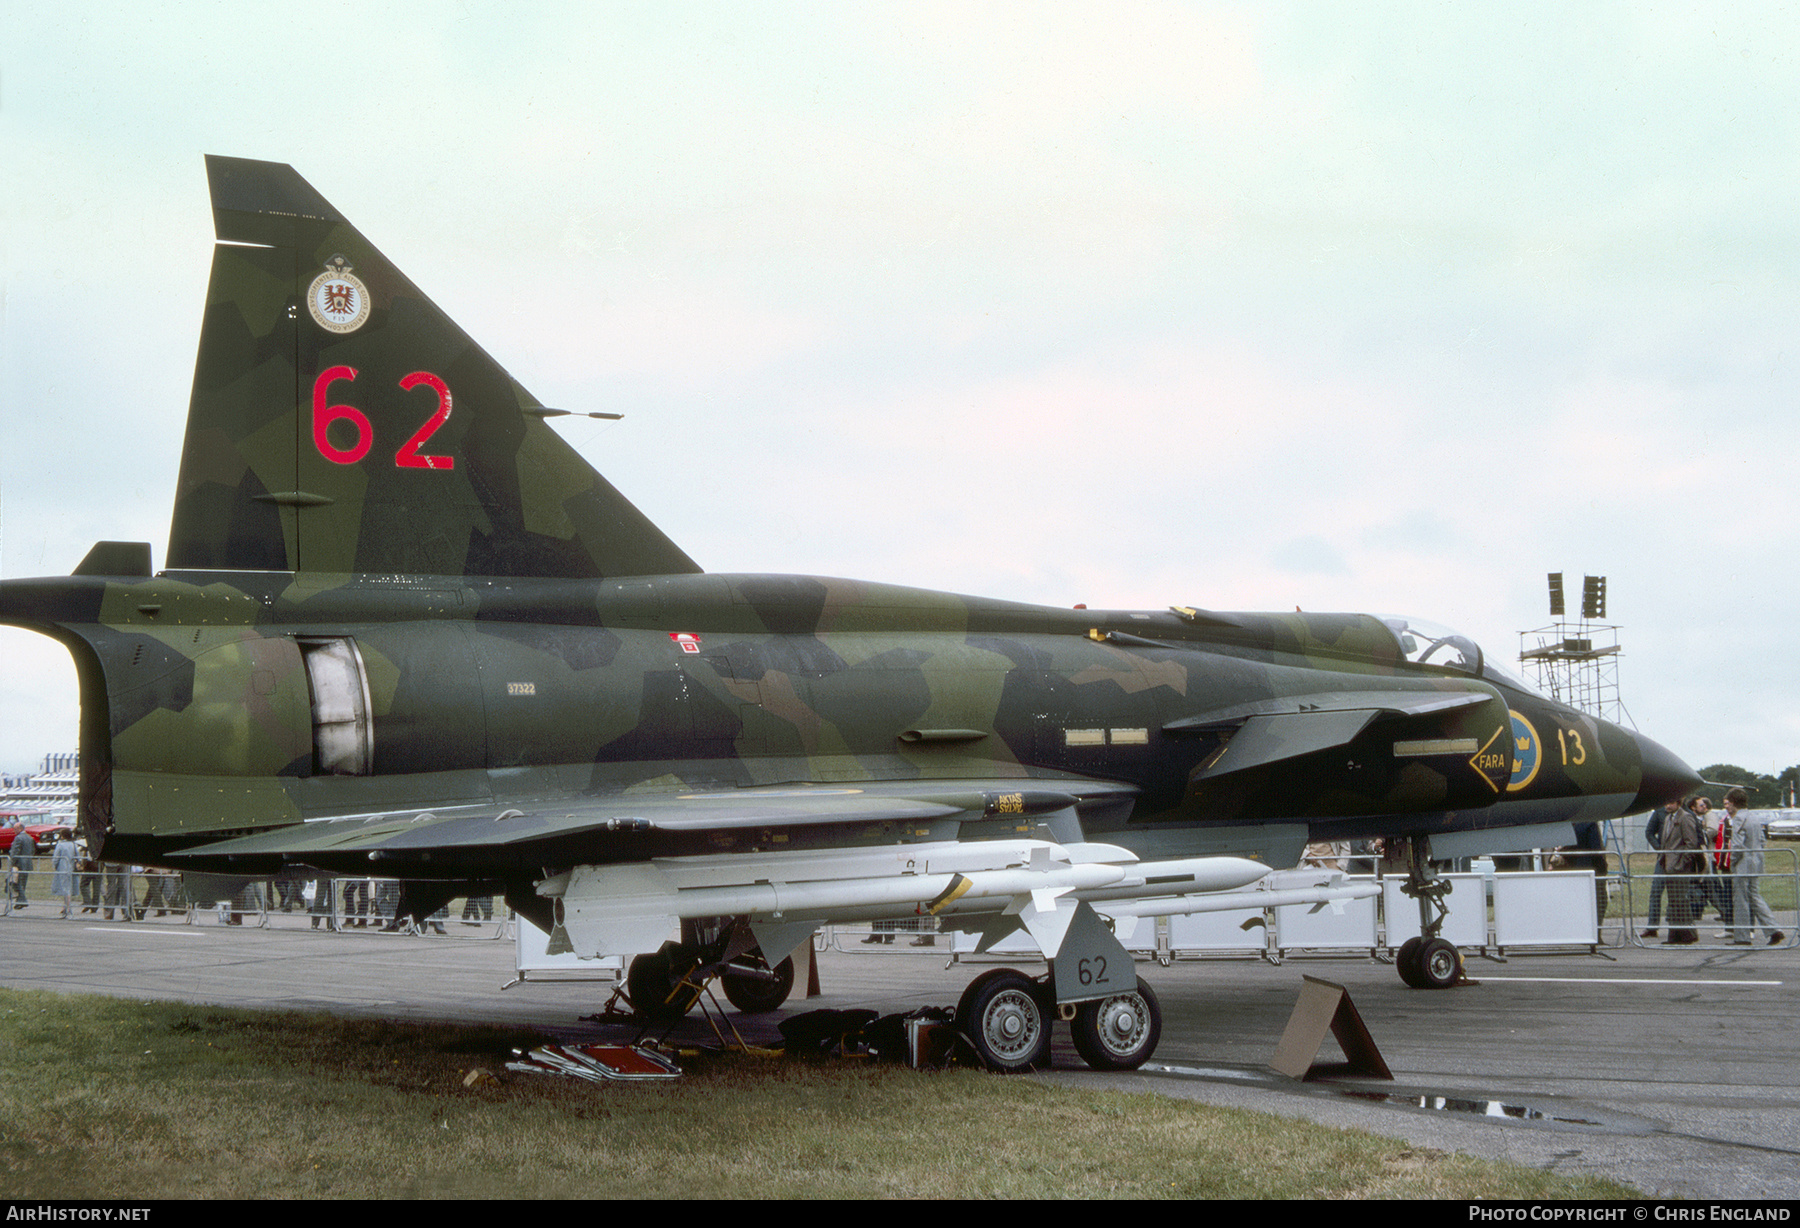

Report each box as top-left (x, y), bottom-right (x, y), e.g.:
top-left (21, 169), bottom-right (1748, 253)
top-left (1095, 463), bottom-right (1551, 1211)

top-left (0, 988), bottom-right (1640, 1199)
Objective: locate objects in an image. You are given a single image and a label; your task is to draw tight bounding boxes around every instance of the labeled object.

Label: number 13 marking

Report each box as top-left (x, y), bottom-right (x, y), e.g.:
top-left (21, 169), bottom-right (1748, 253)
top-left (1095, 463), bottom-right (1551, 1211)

top-left (311, 366), bottom-right (455, 470)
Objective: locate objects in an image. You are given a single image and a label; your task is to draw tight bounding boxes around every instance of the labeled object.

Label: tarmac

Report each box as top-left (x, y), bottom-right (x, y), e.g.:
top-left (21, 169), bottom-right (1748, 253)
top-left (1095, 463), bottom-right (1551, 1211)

top-left (2, 905), bottom-right (1796, 1200)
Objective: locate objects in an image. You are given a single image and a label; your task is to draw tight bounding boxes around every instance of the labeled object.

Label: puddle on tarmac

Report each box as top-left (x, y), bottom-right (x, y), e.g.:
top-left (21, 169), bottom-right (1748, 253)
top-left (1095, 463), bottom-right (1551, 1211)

top-left (1339, 1090), bottom-right (1603, 1126)
top-left (1143, 1063), bottom-right (1629, 1131)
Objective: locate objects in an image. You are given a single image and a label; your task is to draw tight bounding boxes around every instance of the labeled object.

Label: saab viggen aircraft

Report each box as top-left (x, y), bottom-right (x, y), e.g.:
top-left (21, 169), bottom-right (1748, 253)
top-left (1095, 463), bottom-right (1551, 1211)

top-left (0, 157), bottom-right (1698, 1072)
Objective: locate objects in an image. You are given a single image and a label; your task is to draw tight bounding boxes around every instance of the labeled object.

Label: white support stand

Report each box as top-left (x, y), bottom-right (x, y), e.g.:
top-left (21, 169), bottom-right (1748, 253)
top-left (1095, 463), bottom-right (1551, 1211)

top-left (1381, 873), bottom-right (1489, 951)
top-left (1274, 874), bottom-right (1381, 952)
top-left (1493, 871), bottom-right (1599, 950)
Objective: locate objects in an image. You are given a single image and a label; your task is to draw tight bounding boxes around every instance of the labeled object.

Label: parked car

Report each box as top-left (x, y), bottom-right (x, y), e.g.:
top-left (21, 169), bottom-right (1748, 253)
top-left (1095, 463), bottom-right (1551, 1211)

top-left (0, 820), bottom-right (76, 853)
top-left (1764, 810), bottom-right (1800, 842)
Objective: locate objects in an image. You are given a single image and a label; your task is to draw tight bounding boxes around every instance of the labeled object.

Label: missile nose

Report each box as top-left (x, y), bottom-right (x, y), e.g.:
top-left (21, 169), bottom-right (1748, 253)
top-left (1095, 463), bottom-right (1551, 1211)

top-left (1632, 731), bottom-right (1702, 812)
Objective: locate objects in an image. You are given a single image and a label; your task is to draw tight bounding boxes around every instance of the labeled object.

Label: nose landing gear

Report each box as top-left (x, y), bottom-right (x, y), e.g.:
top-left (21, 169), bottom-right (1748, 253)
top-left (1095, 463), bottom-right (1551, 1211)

top-left (1393, 836), bottom-right (1469, 989)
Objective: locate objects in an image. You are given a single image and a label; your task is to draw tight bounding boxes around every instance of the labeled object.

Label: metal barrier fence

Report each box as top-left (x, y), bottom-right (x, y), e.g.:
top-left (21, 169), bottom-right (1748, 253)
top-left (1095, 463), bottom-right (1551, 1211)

top-left (830, 916), bottom-right (940, 951)
top-left (9, 854), bottom-right (1791, 957)
top-left (823, 858), bottom-right (1797, 961)
top-left (0, 865), bottom-right (509, 939)
top-left (1614, 844), bottom-right (1796, 949)
top-left (2, 865), bottom-right (156, 920)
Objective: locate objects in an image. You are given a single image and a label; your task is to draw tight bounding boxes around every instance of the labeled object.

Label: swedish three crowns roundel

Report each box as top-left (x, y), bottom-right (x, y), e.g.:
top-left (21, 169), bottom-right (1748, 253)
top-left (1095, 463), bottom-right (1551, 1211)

top-left (1507, 709), bottom-right (1542, 792)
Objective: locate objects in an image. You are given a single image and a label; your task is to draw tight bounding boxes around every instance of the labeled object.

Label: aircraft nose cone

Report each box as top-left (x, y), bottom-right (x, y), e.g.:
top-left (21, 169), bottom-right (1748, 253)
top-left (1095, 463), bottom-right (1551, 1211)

top-left (1632, 731), bottom-right (1701, 812)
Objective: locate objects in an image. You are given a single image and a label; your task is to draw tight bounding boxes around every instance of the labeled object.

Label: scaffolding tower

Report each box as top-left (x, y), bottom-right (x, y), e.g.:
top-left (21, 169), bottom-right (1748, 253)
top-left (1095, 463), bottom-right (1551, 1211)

top-left (1517, 573), bottom-right (1633, 729)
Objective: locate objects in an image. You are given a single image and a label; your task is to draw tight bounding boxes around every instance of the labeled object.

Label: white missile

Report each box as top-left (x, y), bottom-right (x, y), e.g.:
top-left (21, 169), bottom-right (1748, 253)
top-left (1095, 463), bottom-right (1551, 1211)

top-left (546, 839), bottom-right (1136, 955)
top-left (1073, 855), bottom-right (1271, 901)
top-left (1097, 875), bottom-right (1380, 919)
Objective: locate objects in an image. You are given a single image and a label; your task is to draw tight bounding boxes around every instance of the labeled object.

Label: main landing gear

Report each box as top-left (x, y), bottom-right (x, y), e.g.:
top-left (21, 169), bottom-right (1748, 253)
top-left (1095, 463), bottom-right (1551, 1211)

top-left (626, 943), bottom-right (704, 1023)
top-left (1070, 981), bottom-right (1164, 1071)
top-left (625, 920), bottom-right (798, 1023)
top-left (719, 948), bottom-right (797, 1014)
top-left (955, 967), bottom-right (1163, 1073)
top-left (1392, 836), bottom-right (1467, 989)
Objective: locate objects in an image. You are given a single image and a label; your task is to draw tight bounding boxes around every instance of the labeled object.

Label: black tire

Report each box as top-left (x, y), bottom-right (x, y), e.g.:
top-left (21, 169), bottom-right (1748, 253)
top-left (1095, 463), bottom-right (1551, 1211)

top-left (720, 954), bottom-right (795, 1014)
top-left (627, 945), bottom-right (701, 1023)
top-left (957, 969), bottom-right (1050, 1073)
top-left (1070, 978), bottom-right (1162, 1071)
top-left (1417, 937), bottom-right (1463, 988)
top-left (1395, 936), bottom-right (1427, 988)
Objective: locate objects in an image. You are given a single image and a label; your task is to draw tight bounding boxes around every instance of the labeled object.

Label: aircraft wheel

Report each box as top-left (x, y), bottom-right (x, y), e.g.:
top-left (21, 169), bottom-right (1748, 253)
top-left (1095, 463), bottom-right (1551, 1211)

top-left (1070, 978), bottom-right (1162, 1071)
top-left (1416, 937), bottom-right (1464, 989)
top-left (627, 945), bottom-right (701, 1023)
top-left (1395, 937), bottom-right (1427, 988)
top-left (957, 969), bottom-right (1050, 1073)
top-left (720, 953), bottom-right (795, 1014)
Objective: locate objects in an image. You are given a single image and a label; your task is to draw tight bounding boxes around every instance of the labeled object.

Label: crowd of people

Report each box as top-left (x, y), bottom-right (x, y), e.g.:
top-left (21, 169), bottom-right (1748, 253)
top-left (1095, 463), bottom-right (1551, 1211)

top-left (3, 818), bottom-right (497, 931)
top-left (1641, 787), bottom-right (1785, 947)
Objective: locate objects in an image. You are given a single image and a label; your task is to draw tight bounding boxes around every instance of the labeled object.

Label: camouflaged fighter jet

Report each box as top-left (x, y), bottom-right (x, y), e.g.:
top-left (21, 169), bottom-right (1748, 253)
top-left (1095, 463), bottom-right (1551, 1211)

top-left (0, 157), bottom-right (1699, 1072)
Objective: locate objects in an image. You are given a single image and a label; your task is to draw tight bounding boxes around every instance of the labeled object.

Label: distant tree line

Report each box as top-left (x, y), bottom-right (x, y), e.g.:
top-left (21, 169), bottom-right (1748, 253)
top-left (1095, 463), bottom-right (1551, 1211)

top-left (1693, 764), bottom-right (1800, 809)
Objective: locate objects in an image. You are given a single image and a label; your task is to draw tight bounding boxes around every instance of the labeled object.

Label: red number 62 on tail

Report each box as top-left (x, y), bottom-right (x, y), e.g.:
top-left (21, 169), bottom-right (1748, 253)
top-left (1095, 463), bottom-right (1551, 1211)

top-left (311, 366), bottom-right (455, 470)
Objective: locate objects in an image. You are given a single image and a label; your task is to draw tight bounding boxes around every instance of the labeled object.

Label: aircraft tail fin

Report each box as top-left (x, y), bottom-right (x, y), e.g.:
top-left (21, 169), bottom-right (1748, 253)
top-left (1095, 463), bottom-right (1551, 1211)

top-left (167, 155), bottom-right (700, 579)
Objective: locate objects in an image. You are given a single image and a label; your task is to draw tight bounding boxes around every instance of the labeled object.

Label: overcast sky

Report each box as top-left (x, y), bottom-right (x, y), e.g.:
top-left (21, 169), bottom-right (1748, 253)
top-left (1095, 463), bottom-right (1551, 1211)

top-left (3, 2), bottom-right (1796, 779)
